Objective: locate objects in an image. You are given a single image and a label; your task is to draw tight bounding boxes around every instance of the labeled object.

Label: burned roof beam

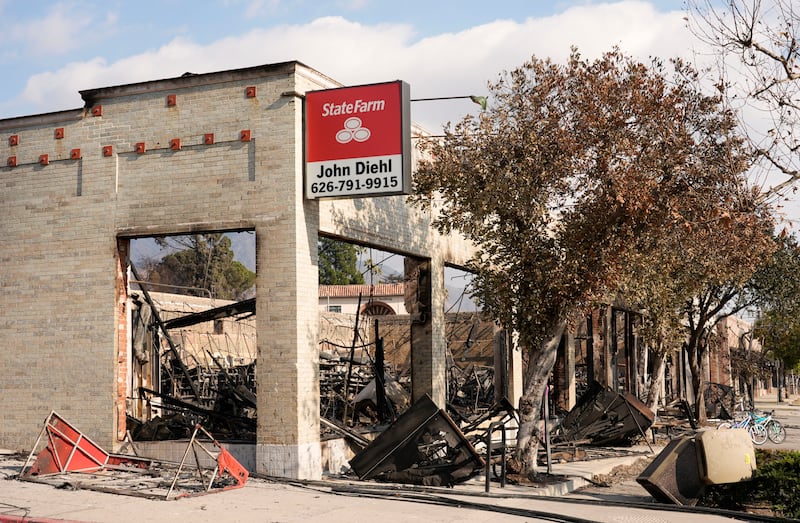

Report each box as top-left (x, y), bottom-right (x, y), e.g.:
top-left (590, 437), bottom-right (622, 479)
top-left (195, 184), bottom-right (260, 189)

top-left (161, 298), bottom-right (256, 330)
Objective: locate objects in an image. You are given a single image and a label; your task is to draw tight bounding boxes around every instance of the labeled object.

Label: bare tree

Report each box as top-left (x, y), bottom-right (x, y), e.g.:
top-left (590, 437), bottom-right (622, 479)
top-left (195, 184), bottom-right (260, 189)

top-left (688, 0), bottom-right (800, 199)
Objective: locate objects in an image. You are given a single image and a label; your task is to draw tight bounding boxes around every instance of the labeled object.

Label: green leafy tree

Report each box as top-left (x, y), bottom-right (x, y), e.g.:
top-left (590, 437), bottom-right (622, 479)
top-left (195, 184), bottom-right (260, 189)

top-left (148, 233), bottom-right (255, 300)
top-left (413, 48), bottom-right (770, 473)
top-left (754, 235), bottom-right (800, 372)
top-left (318, 237), bottom-right (365, 285)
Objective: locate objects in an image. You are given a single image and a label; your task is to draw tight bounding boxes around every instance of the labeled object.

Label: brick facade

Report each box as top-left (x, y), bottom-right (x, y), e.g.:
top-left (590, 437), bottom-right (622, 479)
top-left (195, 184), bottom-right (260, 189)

top-left (0, 62), bottom-right (474, 478)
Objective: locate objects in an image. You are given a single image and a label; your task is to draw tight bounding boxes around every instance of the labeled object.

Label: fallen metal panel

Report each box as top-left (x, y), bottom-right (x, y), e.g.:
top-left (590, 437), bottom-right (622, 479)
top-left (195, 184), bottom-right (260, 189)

top-left (553, 381), bottom-right (654, 446)
top-left (161, 297), bottom-right (256, 329)
top-left (25, 412), bottom-right (108, 474)
top-left (21, 411), bottom-right (148, 476)
top-left (349, 394), bottom-right (483, 486)
top-left (320, 417), bottom-right (370, 449)
top-left (164, 424), bottom-right (249, 499)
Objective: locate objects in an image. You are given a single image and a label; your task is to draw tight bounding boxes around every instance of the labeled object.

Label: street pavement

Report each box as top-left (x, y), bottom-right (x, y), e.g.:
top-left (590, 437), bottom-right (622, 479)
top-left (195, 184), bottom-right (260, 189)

top-left (1, 392), bottom-right (796, 523)
top-left (0, 451), bottom-right (755, 523)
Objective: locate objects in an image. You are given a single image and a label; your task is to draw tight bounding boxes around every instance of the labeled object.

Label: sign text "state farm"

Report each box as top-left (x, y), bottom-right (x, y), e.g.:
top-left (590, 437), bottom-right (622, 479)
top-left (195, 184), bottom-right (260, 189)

top-left (321, 99), bottom-right (386, 117)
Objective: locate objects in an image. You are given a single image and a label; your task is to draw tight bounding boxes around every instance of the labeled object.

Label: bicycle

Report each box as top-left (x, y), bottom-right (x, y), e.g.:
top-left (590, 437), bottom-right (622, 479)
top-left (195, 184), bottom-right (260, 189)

top-left (751, 410), bottom-right (787, 444)
top-left (717, 412), bottom-right (768, 445)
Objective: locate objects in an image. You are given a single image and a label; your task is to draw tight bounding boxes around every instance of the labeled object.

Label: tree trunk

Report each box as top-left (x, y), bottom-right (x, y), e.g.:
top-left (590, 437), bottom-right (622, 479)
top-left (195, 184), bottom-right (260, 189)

top-left (688, 348), bottom-right (708, 423)
top-left (685, 329), bottom-right (709, 423)
top-left (646, 349), bottom-right (667, 412)
top-left (691, 366), bottom-right (706, 422)
top-left (513, 319), bottom-right (566, 476)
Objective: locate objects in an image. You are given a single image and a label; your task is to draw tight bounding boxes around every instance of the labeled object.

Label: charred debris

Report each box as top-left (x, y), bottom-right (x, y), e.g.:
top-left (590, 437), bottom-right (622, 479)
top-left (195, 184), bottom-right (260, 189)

top-left (127, 265), bottom-right (258, 443)
top-left (127, 278), bottom-right (502, 444)
top-left (128, 282), bottom-right (663, 487)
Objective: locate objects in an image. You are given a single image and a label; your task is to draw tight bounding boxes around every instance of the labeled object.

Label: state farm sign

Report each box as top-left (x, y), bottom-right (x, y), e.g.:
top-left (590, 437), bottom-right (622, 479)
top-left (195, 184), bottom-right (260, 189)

top-left (305, 81), bottom-right (411, 199)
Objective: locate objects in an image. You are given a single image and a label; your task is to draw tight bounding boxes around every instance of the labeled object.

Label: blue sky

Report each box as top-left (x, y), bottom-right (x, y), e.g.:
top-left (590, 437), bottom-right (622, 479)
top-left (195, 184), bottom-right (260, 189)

top-left (0, 0), bottom-right (690, 129)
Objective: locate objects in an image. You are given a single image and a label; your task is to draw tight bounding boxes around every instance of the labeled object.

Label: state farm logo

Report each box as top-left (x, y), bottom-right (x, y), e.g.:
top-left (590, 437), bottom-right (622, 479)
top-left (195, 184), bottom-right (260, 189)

top-left (335, 117), bottom-right (371, 144)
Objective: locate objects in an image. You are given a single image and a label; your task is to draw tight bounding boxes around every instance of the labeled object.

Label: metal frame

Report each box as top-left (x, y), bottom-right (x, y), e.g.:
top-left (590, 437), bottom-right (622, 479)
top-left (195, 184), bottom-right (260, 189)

top-left (20, 411), bottom-right (248, 501)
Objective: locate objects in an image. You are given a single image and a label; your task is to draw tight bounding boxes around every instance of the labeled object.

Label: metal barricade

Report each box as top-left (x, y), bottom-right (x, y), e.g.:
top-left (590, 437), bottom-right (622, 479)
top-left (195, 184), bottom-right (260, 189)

top-left (484, 421), bottom-right (507, 492)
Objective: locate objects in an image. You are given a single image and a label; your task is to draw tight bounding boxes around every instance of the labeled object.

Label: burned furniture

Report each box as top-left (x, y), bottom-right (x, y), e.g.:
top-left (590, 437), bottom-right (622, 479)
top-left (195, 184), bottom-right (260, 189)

top-left (637, 436), bottom-right (705, 506)
top-left (21, 411), bottom-right (248, 500)
top-left (650, 399), bottom-right (699, 442)
top-left (157, 294), bottom-right (258, 413)
top-left (552, 381), bottom-right (654, 446)
top-left (447, 365), bottom-right (495, 420)
top-left (349, 394), bottom-right (484, 486)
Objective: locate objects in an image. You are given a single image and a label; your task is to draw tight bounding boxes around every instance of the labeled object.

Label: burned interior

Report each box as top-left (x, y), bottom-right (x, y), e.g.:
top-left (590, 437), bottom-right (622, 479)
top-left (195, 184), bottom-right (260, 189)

top-left (125, 232), bottom-right (258, 443)
top-left (122, 235), bottom-right (517, 485)
top-left (122, 234), bottom-right (660, 488)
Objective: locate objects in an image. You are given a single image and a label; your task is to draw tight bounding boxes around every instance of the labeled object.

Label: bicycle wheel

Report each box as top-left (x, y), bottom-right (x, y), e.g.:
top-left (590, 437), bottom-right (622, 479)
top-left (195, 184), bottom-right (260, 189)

top-left (750, 424), bottom-right (768, 445)
top-left (767, 420), bottom-right (786, 444)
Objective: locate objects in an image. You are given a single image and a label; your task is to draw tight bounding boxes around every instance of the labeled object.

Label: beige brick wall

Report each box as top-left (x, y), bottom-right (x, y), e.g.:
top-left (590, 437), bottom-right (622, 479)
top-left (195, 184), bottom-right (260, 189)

top-left (0, 62), bottom-right (476, 478)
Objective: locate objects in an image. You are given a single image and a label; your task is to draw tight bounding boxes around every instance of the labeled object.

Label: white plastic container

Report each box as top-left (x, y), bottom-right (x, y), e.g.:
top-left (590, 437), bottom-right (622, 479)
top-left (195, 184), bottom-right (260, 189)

top-left (695, 428), bottom-right (756, 485)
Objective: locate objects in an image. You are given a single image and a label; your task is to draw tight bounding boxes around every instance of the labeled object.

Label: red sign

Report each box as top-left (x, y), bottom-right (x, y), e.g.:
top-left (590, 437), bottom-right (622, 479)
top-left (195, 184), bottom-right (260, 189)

top-left (305, 81), bottom-right (411, 199)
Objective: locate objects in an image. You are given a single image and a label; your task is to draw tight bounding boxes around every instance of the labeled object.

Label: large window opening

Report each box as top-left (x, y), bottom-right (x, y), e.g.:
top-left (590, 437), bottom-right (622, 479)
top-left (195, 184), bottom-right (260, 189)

top-left (123, 231), bottom-right (257, 441)
top-left (442, 266), bottom-right (499, 420)
top-left (317, 237), bottom-right (411, 430)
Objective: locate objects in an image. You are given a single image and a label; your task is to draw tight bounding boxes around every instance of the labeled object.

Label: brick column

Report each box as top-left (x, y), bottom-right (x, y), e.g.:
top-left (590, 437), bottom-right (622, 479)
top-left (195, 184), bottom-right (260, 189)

top-left (405, 256), bottom-right (447, 407)
top-left (115, 239), bottom-right (130, 445)
top-left (254, 208), bottom-right (321, 479)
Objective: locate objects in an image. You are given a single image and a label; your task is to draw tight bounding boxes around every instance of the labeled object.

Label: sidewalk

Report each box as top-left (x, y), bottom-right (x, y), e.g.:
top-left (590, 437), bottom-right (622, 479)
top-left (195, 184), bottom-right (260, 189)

top-left (11, 395), bottom-right (797, 523)
top-left (0, 445), bottom-right (659, 523)
top-left (754, 390), bottom-right (800, 410)
top-left (6, 393), bottom-right (797, 522)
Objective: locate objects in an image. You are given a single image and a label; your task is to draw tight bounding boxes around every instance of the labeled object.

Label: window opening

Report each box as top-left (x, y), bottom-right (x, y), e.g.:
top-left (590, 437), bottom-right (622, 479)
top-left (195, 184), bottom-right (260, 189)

top-left (124, 231), bottom-right (257, 442)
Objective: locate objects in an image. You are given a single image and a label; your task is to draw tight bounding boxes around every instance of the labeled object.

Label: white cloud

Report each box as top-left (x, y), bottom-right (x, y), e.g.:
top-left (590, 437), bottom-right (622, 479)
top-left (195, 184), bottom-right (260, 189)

top-left (2, 2), bottom-right (119, 61)
top-left (16, 1), bottom-right (690, 132)
top-left (9, 3), bottom-right (93, 56)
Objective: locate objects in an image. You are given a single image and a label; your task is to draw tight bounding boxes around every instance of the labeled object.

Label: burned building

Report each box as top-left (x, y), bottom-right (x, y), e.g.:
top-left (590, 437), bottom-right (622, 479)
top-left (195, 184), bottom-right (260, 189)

top-left (0, 62), bottom-right (488, 479)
